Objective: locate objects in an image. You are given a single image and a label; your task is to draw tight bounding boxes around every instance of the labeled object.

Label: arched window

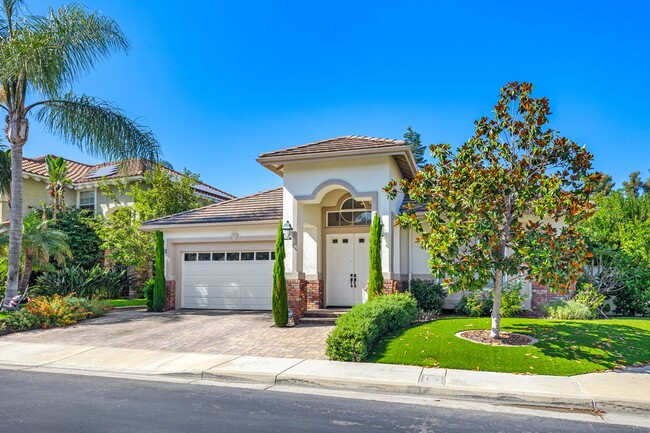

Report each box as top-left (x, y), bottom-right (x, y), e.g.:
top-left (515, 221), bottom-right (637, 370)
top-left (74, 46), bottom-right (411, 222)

top-left (327, 198), bottom-right (371, 227)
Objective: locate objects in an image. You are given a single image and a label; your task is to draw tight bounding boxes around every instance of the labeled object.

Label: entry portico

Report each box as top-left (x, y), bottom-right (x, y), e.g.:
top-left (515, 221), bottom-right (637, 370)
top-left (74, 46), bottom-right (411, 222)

top-left (258, 136), bottom-right (416, 315)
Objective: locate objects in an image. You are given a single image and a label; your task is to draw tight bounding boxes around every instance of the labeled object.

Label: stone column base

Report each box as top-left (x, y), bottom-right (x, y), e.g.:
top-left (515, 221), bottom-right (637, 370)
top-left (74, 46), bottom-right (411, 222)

top-left (306, 280), bottom-right (324, 310)
top-left (286, 279), bottom-right (307, 323)
top-left (165, 280), bottom-right (176, 311)
top-left (382, 279), bottom-right (407, 295)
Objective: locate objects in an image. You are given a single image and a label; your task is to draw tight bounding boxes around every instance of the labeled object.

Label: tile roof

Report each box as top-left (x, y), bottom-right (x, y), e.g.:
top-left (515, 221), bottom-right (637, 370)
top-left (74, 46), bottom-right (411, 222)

top-left (258, 135), bottom-right (408, 159)
top-left (20, 156), bottom-right (234, 201)
top-left (143, 188), bottom-right (283, 227)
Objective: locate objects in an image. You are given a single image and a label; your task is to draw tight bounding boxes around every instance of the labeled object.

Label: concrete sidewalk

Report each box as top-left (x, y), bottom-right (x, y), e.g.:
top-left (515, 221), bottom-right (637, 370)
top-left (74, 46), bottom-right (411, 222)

top-left (0, 341), bottom-right (648, 415)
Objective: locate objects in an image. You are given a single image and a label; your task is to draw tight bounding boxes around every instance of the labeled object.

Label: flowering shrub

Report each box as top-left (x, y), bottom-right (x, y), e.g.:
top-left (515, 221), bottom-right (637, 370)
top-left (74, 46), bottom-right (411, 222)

top-left (3, 295), bottom-right (113, 332)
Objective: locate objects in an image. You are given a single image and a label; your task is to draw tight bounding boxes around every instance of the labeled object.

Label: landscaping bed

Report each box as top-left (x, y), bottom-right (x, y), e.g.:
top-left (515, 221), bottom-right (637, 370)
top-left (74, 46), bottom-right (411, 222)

top-left (368, 317), bottom-right (650, 376)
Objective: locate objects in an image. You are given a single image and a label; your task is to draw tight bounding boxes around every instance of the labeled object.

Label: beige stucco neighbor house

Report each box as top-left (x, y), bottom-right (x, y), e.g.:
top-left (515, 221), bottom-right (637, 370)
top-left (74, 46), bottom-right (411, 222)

top-left (143, 135), bottom-right (570, 320)
top-left (0, 156), bottom-right (235, 224)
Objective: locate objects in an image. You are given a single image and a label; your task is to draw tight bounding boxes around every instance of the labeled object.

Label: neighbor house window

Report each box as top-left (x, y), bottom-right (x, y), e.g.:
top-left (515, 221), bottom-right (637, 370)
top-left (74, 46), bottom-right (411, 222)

top-left (79, 190), bottom-right (96, 211)
top-left (326, 198), bottom-right (371, 227)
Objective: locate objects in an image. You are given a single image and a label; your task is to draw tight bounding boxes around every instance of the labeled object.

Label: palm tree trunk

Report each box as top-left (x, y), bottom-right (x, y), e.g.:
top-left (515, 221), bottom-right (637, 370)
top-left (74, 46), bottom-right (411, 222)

top-left (18, 251), bottom-right (33, 294)
top-left (5, 141), bottom-right (24, 301)
top-left (4, 108), bottom-right (29, 303)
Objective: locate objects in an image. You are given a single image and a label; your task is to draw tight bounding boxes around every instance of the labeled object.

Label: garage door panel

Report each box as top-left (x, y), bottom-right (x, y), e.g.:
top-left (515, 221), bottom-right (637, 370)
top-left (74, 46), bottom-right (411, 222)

top-left (181, 246), bottom-right (273, 310)
top-left (182, 296), bottom-right (240, 309)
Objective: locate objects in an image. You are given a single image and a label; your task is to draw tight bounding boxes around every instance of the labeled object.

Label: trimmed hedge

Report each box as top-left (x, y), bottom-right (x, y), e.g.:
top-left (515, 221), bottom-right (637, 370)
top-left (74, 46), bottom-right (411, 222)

top-left (326, 293), bottom-right (417, 362)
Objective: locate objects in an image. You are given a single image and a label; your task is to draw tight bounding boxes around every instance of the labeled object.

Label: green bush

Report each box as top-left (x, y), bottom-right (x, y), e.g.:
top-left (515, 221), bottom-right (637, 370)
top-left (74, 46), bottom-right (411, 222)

top-left (455, 282), bottom-right (524, 318)
top-left (455, 291), bottom-right (492, 317)
top-left (542, 285), bottom-right (606, 320)
top-left (143, 278), bottom-right (155, 311)
top-left (500, 282), bottom-right (524, 317)
top-left (541, 299), bottom-right (593, 320)
top-left (51, 207), bottom-right (102, 270)
top-left (152, 231), bottom-right (166, 312)
top-left (3, 295), bottom-right (113, 332)
top-left (326, 293), bottom-right (417, 362)
top-left (66, 297), bottom-right (114, 318)
top-left (409, 279), bottom-right (446, 314)
top-left (32, 265), bottom-right (125, 299)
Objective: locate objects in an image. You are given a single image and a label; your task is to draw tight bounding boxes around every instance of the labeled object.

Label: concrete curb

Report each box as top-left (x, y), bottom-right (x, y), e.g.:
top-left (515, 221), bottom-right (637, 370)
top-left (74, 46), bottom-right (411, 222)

top-left (0, 342), bottom-right (648, 415)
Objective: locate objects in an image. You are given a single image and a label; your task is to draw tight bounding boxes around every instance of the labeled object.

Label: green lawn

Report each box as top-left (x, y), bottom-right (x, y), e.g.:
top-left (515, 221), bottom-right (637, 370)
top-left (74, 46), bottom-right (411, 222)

top-left (108, 298), bottom-right (147, 308)
top-left (368, 317), bottom-right (650, 376)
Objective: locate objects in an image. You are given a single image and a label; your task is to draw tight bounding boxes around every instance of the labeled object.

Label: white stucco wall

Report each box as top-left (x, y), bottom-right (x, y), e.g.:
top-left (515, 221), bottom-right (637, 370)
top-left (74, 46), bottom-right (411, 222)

top-left (161, 222), bottom-right (277, 282)
top-left (281, 156), bottom-right (406, 279)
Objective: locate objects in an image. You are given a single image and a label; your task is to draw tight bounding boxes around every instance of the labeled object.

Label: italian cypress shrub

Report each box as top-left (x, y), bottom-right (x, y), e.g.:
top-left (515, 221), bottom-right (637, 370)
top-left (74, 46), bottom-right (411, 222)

top-left (152, 231), bottom-right (166, 312)
top-left (368, 214), bottom-right (384, 299)
top-left (272, 220), bottom-right (288, 326)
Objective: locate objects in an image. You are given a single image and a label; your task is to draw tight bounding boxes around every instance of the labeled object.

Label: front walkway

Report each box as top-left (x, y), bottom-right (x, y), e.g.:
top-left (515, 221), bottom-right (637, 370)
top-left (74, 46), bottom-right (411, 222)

top-left (0, 309), bottom-right (332, 359)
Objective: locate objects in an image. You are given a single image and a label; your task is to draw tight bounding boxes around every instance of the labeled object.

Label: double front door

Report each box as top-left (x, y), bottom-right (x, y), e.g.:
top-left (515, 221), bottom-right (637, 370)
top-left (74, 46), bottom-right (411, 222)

top-left (326, 233), bottom-right (369, 307)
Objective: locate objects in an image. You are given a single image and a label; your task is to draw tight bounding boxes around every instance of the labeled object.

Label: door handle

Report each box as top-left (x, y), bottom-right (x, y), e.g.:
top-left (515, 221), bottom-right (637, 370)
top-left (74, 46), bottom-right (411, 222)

top-left (350, 274), bottom-right (353, 288)
top-left (353, 274), bottom-right (357, 288)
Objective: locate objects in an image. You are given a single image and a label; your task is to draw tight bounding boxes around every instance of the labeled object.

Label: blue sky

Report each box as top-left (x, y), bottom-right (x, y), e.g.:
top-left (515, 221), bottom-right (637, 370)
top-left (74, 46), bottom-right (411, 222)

top-left (25, 0), bottom-right (650, 197)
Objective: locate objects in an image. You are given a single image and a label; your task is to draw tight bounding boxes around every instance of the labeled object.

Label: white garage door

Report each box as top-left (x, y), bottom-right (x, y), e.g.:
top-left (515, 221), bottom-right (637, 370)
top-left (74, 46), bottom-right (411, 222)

top-left (181, 249), bottom-right (275, 310)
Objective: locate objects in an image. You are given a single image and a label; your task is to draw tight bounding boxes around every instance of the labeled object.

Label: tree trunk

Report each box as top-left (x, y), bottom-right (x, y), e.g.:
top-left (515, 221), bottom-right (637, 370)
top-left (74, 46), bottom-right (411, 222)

top-left (18, 251), bottom-right (33, 294)
top-left (4, 112), bottom-right (29, 303)
top-left (490, 270), bottom-right (503, 338)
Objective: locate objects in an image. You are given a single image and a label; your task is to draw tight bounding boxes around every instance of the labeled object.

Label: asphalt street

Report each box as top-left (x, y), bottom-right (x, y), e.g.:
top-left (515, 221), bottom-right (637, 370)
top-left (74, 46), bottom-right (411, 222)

top-left (0, 370), bottom-right (647, 433)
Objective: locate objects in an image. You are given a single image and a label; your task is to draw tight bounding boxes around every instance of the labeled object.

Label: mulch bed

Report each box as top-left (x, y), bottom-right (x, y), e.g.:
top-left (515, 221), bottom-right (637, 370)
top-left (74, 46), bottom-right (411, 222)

top-left (456, 330), bottom-right (537, 347)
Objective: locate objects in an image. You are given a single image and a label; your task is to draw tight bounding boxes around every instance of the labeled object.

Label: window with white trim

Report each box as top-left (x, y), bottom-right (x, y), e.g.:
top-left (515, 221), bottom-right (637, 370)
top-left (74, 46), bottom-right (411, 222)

top-left (326, 198), bottom-right (371, 227)
top-left (79, 190), bottom-right (96, 211)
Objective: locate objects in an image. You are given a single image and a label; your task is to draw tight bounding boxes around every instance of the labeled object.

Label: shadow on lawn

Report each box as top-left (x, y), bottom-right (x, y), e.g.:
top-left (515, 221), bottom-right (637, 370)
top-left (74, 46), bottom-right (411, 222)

top-left (506, 321), bottom-right (650, 369)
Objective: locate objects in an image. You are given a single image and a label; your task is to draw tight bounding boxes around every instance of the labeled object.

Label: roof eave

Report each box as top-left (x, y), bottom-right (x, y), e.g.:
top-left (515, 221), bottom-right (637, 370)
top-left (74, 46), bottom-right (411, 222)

top-left (140, 219), bottom-right (279, 232)
top-left (257, 145), bottom-right (418, 178)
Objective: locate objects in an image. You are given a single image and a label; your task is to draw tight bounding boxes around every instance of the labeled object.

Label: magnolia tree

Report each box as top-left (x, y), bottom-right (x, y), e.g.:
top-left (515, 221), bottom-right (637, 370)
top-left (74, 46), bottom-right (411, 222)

top-left (386, 82), bottom-right (599, 337)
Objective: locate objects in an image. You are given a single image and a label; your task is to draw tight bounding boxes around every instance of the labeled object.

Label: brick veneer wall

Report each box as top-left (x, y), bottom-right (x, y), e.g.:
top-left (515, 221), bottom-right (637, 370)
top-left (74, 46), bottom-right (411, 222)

top-left (306, 280), bottom-right (324, 310)
top-left (286, 279), bottom-right (307, 322)
top-left (165, 280), bottom-right (176, 311)
top-left (530, 281), bottom-right (574, 312)
top-left (382, 279), bottom-right (406, 295)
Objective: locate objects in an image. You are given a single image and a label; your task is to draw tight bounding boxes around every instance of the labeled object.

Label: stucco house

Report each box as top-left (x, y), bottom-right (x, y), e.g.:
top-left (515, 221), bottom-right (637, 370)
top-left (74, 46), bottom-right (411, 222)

top-left (0, 156), bottom-right (234, 224)
top-left (143, 135), bottom-right (568, 319)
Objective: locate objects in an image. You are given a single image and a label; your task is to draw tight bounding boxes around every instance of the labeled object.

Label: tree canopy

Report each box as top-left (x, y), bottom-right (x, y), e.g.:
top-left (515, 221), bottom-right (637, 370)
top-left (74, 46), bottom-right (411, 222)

top-left (403, 126), bottom-right (427, 168)
top-left (387, 82), bottom-right (598, 337)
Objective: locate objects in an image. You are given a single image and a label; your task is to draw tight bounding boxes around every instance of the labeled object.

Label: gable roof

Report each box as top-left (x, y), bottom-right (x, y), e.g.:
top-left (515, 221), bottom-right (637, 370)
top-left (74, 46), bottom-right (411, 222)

top-left (258, 135), bottom-right (407, 158)
top-left (257, 135), bottom-right (417, 179)
top-left (20, 156), bottom-right (235, 201)
top-left (142, 188), bottom-right (283, 228)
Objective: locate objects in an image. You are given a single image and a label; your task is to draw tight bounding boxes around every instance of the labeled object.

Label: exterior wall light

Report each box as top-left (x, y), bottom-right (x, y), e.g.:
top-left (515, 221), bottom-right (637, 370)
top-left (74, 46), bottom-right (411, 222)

top-left (282, 220), bottom-right (293, 240)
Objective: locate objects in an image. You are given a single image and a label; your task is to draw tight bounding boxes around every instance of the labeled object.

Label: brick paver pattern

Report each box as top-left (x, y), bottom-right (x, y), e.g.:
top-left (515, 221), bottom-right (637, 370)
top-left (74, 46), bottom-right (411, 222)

top-left (1, 310), bottom-right (332, 360)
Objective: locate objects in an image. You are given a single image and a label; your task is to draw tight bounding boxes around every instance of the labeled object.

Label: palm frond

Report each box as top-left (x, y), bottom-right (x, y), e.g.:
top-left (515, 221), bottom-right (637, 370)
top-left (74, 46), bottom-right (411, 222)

top-left (0, 4), bottom-right (129, 97)
top-left (35, 93), bottom-right (160, 162)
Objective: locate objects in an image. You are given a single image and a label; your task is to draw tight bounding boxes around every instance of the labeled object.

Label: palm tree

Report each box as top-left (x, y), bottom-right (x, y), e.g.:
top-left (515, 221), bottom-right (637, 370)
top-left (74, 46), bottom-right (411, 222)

top-left (45, 155), bottom-right (71, 220)
top-left (1, 1), bottom-right (160, 303)
top-left (0, 211), bottom-right (71, 293)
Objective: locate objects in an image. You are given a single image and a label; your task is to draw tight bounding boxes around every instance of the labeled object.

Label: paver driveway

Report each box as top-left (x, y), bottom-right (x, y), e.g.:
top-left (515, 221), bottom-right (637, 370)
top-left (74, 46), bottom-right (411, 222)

top-left (0, 310), bottom-right (333, 359)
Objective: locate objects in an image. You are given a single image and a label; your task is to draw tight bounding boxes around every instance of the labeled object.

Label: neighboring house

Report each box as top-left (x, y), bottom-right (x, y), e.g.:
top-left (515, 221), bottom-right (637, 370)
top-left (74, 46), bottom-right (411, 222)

top-left (142, 135), bottom-right (562, 317)
top-left (0, 156), bottom-right (234, 224)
